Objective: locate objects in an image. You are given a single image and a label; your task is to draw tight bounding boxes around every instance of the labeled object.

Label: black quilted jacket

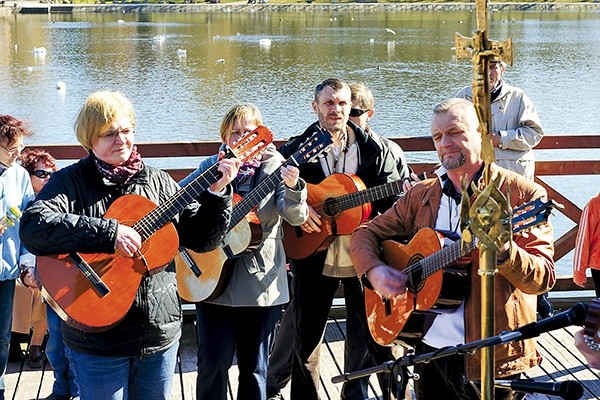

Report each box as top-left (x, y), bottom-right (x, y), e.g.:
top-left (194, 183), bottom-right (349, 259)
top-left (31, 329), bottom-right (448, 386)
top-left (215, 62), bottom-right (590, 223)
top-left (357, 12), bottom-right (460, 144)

top-left (19, 155), bottom-right (232, 356)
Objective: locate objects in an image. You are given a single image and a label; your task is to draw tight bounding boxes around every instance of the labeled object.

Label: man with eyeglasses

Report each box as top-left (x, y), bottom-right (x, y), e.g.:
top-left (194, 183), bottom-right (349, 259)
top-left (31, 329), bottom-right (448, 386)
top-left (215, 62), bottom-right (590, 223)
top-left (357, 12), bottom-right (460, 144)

top-left (456, 58), bottom-right (553, 320)
top-left (456, 58), bottom-right (544, 182)
top-left (349, 82), bottom-right (411, 181)
top-left (0, 114), bottom-right (35, 400)
top-left (274, 78), bottom-right (403, 400)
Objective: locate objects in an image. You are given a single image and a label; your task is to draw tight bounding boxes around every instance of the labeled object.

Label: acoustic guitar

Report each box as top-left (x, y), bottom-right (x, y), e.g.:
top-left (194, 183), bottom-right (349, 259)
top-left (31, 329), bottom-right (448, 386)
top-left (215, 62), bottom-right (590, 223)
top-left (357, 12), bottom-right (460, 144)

top-left (175, 128), bottom-right (332, 302)
top-left (365, 198), bottom-right (555, 346)
top-left (36, 126), bottom-right (273, 332)
top-left (282, 174), bottom-right (406, 260)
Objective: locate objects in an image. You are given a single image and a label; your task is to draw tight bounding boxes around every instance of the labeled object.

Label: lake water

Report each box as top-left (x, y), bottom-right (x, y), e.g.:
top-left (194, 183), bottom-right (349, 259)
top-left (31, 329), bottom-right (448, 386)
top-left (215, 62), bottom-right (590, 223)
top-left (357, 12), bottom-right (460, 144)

top-left (2, 8), bottom-right (599, 276)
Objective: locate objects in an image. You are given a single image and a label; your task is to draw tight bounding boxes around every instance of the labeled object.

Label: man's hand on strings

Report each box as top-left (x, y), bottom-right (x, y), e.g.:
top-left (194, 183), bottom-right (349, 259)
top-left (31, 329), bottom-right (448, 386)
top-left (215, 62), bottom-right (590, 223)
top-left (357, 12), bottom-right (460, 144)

top-left (367, 264), bottom-right (408, 300)
top-left (300, 205), bottom-right (322, 233)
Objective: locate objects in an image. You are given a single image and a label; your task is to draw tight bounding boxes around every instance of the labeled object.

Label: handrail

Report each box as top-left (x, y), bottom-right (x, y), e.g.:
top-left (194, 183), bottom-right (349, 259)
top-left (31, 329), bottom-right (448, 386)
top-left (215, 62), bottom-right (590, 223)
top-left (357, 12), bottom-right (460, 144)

top-left (26, 134), bottom-right (599, 308)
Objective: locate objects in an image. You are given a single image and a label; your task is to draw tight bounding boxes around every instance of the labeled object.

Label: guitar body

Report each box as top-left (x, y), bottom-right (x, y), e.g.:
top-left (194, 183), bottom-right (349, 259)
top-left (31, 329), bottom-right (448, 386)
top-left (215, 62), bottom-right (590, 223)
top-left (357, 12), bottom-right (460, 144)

top-left (176, 195), bottom-right (263, 302)
top-left (365, 228), bottom-right (443, 346)
top-left (283, 173), bottom-right (370, 260)
top-left (37, 194), bottom-right (179, 332)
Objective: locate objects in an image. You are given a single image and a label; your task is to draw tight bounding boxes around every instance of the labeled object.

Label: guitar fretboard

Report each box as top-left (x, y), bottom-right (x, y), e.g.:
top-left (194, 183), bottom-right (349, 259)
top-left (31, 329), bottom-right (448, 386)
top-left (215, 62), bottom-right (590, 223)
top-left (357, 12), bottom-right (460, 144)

top-left (324, 179), bottom-right (404, 216)
top-left (229, 129), bottom-right (331, 230)
top-left (134, 161), bottom-right (225, 241)
top-left (411, 238), bottom-right (476, 281)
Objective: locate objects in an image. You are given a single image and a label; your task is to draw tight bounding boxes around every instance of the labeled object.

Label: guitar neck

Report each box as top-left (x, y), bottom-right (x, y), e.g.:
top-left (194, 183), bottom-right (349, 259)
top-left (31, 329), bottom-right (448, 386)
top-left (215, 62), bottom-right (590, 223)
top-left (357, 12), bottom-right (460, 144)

top-left (414, 198), bottom-right (551, 280)
top-left (134, 161), bottom-right (223, 241)
top-left (230, 166), bottom-right (282, 229)
top-left (229, 150), bottom-right (306, 229)
top-left (416, 238), bottom-right (476, 280)
top-left (332, 179), bottom-right (404, 214)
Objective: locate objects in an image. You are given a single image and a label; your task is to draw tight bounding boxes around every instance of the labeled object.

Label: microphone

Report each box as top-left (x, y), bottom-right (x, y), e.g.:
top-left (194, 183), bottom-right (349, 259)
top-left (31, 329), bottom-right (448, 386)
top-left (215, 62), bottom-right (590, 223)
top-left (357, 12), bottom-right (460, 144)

top-left (495, 380), bottom-right (583, 400)
top-left (499, 302), bottom-right (588, 343)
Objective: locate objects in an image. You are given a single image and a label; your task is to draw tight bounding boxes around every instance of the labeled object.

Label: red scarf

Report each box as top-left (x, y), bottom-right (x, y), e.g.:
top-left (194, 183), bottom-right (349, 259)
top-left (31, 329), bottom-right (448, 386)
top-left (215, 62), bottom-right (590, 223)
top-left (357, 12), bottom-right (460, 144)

top-left (92, 146), bottom-right (143, 184)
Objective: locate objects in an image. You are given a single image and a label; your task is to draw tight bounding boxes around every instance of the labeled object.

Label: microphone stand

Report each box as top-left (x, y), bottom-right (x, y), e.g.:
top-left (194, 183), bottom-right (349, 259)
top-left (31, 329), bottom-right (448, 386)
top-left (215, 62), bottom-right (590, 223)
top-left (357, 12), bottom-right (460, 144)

top-left (333, 304), bottom-right (588, 396)
top-left (332, 333), bottom-right (504, 385)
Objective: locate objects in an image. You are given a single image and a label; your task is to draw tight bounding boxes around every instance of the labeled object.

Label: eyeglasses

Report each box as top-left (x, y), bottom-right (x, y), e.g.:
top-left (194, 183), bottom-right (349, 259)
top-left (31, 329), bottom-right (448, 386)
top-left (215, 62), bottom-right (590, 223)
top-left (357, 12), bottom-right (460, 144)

top-left (349, 108), bottom-right (369, 117)
top-left (101, 127), bottom-right (135, 138)
top-left (33, 170), bottom-right (53, 179)
top-left (0, 143), bottom-right (25, 155)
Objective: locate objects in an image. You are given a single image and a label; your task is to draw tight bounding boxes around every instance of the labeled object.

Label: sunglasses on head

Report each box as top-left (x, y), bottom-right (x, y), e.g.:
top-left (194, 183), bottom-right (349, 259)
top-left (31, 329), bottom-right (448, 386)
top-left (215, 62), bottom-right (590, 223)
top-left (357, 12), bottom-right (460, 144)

top-left (33, 170), bottom-right (53, 179)
top-left (349, 108), bottom-right (369, 117)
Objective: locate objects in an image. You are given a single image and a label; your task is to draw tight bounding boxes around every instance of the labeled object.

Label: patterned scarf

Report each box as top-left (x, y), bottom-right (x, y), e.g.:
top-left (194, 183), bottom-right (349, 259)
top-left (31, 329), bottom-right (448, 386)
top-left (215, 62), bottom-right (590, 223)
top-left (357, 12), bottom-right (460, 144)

top-left (236, 156), bottom-right (262, 185)
top-left (92, 145), bottom-right (143, 185)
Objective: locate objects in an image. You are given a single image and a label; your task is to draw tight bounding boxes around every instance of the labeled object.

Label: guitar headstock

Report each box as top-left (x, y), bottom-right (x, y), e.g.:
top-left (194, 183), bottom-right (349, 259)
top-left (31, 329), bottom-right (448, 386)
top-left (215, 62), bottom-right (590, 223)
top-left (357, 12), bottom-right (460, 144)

top-left (290, 127), bottom-right (333, 166)
top-left (511, 198), bottom-right (557, 234)
top-left (584, 298), bottom-right (600, 352)
top-left (227, 125), bottom-right (274, 163)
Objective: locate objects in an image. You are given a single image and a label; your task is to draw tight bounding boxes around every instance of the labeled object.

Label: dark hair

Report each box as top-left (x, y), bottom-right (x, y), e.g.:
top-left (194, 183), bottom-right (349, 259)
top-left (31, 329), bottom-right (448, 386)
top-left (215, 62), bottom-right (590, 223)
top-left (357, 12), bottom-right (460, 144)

top-left (0, 114), bottom-right (33, 144)
top-left (19, 148), bottom-right (57, 174)
top-left (314, 78), bottom-right (350, 102)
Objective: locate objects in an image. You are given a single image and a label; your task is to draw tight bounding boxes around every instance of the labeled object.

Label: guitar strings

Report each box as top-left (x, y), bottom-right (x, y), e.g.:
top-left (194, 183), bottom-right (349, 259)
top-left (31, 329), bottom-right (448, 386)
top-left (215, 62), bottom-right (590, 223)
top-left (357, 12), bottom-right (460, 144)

top-left (309, 180), bottom-right (404, 217)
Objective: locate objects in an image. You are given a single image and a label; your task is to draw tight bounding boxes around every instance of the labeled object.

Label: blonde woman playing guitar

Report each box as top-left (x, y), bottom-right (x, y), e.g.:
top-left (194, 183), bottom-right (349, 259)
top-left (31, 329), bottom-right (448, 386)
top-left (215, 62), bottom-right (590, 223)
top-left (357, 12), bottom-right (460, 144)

top-left (180, 104), bottom-right (310, 400)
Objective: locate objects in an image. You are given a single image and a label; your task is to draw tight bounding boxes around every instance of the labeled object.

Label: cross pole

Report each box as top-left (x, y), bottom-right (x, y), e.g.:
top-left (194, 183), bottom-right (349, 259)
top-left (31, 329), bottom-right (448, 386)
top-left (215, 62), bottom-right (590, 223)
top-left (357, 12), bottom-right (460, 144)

top-left (455, 1), bottom-right (513, 399)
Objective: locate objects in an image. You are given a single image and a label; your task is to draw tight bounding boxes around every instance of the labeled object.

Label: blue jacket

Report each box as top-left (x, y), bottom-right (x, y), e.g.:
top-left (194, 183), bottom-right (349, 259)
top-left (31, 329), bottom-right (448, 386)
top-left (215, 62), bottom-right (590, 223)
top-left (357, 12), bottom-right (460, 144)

top-left (1, 164), bottom-right (34, 281)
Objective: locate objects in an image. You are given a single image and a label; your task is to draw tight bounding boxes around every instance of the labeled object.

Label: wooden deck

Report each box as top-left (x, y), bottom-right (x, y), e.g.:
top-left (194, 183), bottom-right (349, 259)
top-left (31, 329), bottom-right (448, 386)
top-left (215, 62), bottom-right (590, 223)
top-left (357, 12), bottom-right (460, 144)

top-left (6, 310), bottom-right (600, 400)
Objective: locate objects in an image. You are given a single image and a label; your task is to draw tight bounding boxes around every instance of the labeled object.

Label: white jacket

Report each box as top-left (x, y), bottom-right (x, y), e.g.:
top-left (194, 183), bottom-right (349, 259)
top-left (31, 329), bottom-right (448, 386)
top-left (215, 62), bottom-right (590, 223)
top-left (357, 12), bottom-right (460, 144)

top-left (456, 80), bottom-right (544, 180)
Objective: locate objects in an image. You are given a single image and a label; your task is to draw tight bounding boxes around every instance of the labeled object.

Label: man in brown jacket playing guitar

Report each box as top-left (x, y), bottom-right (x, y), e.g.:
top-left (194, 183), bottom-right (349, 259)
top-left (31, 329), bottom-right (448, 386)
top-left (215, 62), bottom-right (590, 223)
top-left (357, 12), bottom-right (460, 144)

top-left (350, 98), bottom-right (556, 400)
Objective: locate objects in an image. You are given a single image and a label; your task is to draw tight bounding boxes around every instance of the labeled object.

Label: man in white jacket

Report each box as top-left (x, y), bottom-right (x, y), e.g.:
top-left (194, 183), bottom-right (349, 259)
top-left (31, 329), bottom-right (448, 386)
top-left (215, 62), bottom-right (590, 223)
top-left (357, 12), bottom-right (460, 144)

top-left (456, 58), bottom-right (544, 181)
top-left (456, 58), bottom-right (553, 319)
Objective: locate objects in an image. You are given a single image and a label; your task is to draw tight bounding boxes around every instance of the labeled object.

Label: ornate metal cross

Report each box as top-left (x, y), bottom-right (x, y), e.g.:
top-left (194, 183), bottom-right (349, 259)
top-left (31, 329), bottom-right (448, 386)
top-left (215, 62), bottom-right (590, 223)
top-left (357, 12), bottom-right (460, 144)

top-left (455, 0), bottom-right (513, 398)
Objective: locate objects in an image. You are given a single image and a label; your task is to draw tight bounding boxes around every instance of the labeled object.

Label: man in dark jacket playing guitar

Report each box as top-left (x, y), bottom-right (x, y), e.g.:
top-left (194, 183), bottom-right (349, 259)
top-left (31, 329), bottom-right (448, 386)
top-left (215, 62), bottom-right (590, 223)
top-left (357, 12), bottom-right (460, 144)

top-left (277, 78), bottom-right (404, 400)
top-left (351, 98), bottom-right (555, 400)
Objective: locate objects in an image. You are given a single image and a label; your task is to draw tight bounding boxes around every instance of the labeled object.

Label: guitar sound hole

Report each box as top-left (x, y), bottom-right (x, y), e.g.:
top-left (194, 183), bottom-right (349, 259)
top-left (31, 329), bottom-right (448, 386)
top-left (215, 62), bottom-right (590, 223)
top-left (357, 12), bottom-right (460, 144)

top-left (322, 198), bottom-right (338, 217)
top-left (405, 254), bottom-right (425, 293)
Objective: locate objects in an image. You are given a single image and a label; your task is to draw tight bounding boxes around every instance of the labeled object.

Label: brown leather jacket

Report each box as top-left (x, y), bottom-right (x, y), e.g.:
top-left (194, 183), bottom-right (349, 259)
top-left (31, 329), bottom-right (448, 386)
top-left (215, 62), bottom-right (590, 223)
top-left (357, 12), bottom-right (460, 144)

top-left (351, 164), bottom-right (555, 380)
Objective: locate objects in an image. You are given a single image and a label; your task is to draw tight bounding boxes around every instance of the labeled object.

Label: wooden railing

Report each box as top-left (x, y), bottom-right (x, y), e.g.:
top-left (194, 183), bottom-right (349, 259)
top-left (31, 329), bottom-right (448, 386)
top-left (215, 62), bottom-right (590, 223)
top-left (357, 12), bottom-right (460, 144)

top-left (28, 134), bottom-right (600, 309)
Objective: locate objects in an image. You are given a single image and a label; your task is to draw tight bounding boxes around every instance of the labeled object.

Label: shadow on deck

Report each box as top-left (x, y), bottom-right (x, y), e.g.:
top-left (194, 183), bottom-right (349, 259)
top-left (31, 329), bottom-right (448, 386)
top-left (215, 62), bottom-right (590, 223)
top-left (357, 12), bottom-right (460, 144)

top-left (5, 312), bottom-right (600, 400)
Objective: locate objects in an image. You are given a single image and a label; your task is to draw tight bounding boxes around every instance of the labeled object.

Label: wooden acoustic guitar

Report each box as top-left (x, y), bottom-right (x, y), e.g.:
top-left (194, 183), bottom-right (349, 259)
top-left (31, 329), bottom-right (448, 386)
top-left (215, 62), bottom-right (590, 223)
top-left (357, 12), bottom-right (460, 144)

top-left (175, 128), bottom-right (332, 302)
top-left (365, 198), bottom-right (555, 346)
top-left (36, 126), bottom-right (273, 332)
top-left (282, 174), bottom-right (406, 260)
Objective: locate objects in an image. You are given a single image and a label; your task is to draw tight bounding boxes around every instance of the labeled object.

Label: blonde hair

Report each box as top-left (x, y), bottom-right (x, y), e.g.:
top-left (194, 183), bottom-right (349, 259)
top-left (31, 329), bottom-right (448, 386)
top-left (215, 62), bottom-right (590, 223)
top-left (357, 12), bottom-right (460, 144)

top-left (74, 91), bottom-right (135, 151)
top-left (349, 82), bottom-right (374, 110)
top-left (219, 103), bottom-right (263, 144)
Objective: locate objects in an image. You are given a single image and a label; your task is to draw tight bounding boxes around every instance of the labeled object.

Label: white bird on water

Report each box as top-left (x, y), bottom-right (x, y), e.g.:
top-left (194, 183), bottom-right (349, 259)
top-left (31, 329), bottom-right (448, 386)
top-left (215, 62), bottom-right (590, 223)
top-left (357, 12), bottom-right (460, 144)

top-left (177, 49), bottom-right (187, 57)
top-left (56, 81), bottom-right (66, 92)
top-left (215, 58), bottom-right (225, 64)
top-left (259, 38), bottom-right (272, 49)
top-left (33, 47), bottom-right (47, 57)
top-left (385, 28), bottom-right (396, 35)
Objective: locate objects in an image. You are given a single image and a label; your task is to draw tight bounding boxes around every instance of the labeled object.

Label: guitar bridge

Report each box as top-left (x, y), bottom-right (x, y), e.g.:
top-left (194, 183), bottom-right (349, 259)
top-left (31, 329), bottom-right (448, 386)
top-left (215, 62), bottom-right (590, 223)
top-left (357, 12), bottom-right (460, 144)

top-left (383, 298), bottom-right (392, 316)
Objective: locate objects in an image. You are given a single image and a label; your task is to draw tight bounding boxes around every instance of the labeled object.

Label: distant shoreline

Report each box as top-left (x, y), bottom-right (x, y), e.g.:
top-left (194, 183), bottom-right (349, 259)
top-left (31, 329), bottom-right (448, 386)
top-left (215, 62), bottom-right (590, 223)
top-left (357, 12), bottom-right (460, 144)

top-left (4, 1), bottom-right (600, 14)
